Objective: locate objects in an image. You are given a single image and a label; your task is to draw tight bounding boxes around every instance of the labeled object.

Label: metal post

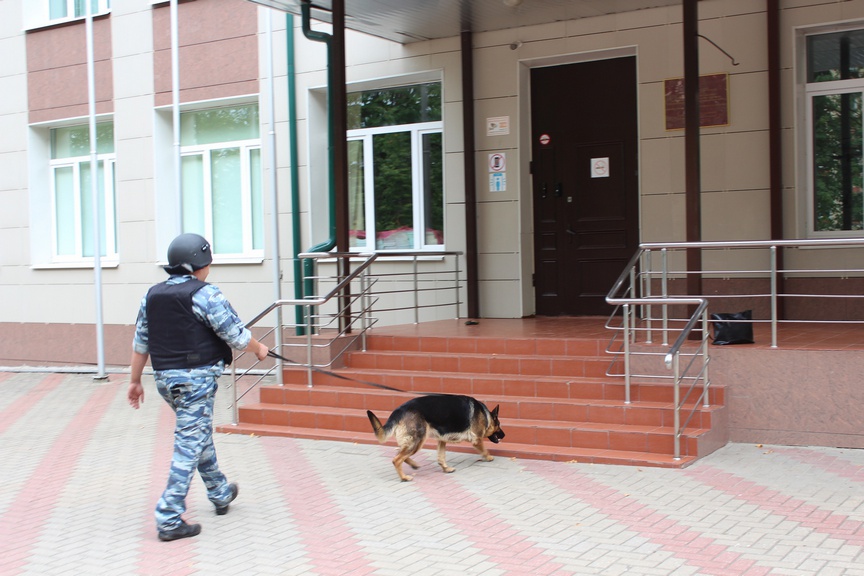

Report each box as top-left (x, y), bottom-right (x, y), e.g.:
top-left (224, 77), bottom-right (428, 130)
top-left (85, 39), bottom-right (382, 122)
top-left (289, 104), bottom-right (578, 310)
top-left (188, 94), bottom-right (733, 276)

top-left (360, 267), bottom-right (369, 351)
top-left (702, 308), bottom-right (710, 407)
top-left (673, 353), bottom-right (681, 460)
top-left (644, 249), bottom-right (653, 344)
top-left (623, 303), bottom-right (631, 404)
top-left (662, 248), bottom-right (669, 346)
top-left (170, 0), bottom-right (182, 233)
top-left (264, 8), bottom-right (284, 385)
top-left (305, 303), bottom-right (313, 388)
top-left (85, 1), bottom-right (106, 380)
top-left (231, 356), bottom-right (238, 425)
top-left (413, 255), bottom-right (419, 324)
top-left (455, 254), bottom-right (461, 319)
top-left (629, 266), bottom-right (637, 345)
top-left (770, 245), bottom-right (778, 348)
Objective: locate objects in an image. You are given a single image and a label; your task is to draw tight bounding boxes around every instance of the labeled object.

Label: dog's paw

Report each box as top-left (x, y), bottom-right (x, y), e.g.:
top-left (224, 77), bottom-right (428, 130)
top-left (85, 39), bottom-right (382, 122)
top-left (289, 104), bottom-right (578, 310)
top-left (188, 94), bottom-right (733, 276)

top-left (481, 455), bottom-right (494, 462)
top-left (400, 474), bottom-right (414, 482)
top-left (442, 466), bottom-right (455, 473)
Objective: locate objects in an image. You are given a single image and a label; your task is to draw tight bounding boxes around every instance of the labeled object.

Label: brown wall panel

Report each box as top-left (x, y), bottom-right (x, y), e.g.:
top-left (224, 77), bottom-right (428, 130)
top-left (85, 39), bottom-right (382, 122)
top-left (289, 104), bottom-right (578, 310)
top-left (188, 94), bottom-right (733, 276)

top-left (152, 0), bottom-right (258, 106)
top-left (26, 17), bottom-right (113, 123)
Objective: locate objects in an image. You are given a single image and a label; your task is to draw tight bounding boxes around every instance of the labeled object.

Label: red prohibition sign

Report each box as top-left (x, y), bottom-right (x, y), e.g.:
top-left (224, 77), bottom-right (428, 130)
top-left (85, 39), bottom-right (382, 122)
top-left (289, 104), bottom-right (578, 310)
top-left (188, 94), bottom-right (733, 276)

top-left (539, 133), bottom-right (551, 146)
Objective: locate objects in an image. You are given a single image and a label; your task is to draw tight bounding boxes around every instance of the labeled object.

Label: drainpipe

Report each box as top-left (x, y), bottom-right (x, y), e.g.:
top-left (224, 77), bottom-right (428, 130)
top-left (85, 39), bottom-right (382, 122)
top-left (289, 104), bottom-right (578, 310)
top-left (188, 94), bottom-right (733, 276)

top-left (299, 0), bottom-right (336, 301)
top-left (287, 15), bottom-right (305, 330)
top-left (298, 0), bottom-right (350, 333)
top-left (767, 0), bottom-right (785, 317)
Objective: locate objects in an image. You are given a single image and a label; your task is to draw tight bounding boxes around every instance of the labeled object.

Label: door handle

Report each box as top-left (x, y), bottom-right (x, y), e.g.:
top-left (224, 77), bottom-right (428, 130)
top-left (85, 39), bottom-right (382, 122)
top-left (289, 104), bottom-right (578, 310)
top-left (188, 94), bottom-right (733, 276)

top-left (555, 183), bottom-right (563, 197)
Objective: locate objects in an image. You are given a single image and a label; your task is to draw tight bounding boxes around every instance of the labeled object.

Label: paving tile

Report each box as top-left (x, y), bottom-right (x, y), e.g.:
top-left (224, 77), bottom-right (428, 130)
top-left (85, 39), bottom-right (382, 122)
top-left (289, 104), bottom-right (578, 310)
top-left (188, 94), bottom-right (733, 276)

top-left (1, 372), bottom-right (864, 575)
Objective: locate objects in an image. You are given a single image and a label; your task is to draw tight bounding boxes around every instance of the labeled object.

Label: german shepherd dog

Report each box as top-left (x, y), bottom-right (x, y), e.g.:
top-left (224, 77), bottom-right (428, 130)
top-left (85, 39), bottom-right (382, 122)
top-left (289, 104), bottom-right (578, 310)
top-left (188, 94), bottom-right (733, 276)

top-left (366, 394), bottom-right (505, 482)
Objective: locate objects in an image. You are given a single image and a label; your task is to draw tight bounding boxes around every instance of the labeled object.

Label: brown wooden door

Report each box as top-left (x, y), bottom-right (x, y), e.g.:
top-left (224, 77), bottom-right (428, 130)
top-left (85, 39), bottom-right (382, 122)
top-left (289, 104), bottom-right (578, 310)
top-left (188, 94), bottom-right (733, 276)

top-left (531, 57), bottom-right (639, 316)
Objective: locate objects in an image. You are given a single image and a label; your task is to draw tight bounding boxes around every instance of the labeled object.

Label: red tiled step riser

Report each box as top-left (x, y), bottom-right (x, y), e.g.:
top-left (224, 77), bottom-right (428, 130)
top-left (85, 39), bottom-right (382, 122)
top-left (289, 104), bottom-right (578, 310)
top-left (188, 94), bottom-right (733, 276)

top-left (280, 369), bottom-right (725, 406)
top-left (347, 351), bottom-right (610, 378)
top-left (259, 385), bottom-right (717, 430)
top-left (366, 336), bottom-right (606, 357)
top-left (237, 405), bottom-right (702, 456)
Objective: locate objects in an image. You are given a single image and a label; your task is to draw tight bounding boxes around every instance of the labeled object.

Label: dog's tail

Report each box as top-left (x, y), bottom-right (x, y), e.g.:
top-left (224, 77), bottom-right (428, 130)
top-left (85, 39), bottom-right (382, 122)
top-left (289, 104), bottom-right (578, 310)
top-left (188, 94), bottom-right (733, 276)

top-left (366, 410), bottom-right (389, 443)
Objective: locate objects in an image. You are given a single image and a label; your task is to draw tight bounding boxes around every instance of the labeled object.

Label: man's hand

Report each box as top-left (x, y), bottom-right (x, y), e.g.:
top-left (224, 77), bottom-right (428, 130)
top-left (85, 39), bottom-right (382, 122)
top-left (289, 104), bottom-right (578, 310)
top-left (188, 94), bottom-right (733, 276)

top-left (246, 337), bottom-right (270, 361)
top-left (128, 381), bottom-right (144, 409)
top-left (128, 351), bottom-right (149, 409)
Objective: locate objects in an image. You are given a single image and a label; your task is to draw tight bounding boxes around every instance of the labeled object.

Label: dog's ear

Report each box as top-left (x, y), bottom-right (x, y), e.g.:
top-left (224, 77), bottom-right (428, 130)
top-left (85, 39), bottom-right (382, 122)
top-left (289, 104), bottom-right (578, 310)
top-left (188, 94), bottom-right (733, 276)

top-left (491, 405), bottom-right (500, 418)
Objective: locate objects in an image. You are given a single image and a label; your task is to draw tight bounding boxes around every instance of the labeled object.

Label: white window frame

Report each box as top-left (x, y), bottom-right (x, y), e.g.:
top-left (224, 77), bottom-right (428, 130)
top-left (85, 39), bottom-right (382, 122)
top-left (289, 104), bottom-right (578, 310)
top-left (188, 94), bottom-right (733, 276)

top-left (347, 122), bottom-right (444, 252)
top-left (799, 23), bottom-right (864, 238)
top-left (23, 0), bottom-right (111, 30)
top-left (49, 154), bottom-right (117, 263)
top-left (804, 80), bottom-right (864, 238)
top-left (180, 139), bottom-right (263, 258)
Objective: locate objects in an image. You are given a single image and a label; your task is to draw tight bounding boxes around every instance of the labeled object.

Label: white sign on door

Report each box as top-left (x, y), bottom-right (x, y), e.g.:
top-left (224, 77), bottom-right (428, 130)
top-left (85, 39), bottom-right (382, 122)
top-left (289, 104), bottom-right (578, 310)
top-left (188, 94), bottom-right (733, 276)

top-left (591, 157), bottom-right (610, 178)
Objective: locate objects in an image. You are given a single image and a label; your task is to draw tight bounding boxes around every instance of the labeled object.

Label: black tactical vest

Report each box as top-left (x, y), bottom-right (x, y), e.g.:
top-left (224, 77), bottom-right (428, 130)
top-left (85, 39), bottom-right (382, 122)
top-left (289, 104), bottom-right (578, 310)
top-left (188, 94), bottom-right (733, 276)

top-left (145, 278), bottom-right (233, 370)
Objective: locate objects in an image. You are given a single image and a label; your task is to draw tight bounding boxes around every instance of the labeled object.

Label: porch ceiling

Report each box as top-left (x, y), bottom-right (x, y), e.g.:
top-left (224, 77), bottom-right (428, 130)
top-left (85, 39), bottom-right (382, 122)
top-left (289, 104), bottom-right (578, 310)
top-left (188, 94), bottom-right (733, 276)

top-left (252, 0), bottom-right (683, 44)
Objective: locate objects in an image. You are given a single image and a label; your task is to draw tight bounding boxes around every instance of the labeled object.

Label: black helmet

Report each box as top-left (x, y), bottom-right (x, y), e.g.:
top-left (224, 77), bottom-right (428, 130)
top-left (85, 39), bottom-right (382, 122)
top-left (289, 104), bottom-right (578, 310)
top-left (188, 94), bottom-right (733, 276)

top-left (164, 233), bottom-right (212, 274)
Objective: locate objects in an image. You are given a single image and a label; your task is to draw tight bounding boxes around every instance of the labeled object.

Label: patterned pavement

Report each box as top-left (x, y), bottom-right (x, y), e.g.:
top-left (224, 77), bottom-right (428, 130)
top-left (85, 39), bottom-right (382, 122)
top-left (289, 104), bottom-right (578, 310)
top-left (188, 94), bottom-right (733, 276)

top-left (2, 371), bottom-right (864, 575)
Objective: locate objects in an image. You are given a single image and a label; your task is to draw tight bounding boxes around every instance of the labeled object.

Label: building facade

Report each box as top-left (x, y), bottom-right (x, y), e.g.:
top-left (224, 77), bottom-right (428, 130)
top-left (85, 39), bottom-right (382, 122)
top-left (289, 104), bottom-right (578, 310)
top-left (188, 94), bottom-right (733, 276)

top-left (2, 0), bottom-right (864, 366)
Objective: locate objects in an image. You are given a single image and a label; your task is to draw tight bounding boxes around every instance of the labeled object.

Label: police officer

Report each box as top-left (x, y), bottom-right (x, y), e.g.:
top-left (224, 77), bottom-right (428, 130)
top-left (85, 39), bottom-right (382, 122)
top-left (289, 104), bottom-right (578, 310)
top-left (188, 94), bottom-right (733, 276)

top-left (128, 233), bottom-right (269, 542)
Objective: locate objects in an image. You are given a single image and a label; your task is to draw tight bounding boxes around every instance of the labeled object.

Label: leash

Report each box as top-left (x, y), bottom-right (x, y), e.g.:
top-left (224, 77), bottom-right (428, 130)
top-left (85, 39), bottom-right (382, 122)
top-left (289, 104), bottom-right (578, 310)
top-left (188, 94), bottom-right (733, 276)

top-left (266, 349), bottom-right (408, 393)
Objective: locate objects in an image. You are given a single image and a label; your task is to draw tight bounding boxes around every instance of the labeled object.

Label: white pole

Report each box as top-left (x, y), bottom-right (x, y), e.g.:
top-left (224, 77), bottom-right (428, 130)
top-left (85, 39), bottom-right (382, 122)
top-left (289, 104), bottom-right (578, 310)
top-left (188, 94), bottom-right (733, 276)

top-left (264, 9), bottom-right (283, 384)
top-left (171, 0), bottom-right (182, 233)
top-left (86, 0), bottom-right (106, 380)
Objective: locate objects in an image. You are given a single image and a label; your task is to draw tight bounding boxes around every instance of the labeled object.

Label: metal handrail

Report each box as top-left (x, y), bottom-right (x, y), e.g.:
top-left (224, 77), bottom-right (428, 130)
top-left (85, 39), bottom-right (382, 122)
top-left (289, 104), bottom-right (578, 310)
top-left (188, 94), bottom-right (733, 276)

top-left (244, 251), bottom-right (378, 326)
top-left (228, 250), bottom-right (465, 425)
top-left (605, 237), bottom-right (864, 460)
top-left (229, 252), bottom-right (377, 423)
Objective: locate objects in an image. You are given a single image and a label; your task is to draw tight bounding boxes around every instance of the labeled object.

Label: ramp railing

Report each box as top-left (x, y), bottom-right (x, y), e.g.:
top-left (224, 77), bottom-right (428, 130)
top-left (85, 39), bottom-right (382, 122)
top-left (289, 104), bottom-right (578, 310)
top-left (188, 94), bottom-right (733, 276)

top-left (227, 250), bottom-right (464, 424)
top-left (605, 238), bottom-right (864, 459)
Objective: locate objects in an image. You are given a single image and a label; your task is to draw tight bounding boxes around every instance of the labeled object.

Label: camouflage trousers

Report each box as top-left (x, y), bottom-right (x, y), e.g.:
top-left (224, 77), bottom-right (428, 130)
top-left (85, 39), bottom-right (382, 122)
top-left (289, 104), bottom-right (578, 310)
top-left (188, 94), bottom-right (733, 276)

top-left (154, 365), bottom-right (234, 531)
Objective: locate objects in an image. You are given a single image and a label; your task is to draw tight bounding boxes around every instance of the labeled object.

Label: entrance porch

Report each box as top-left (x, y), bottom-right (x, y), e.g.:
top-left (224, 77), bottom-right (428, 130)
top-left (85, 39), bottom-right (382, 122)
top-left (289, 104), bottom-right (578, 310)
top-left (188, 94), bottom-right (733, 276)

top-left (219, 316), bottom-right (864, 467)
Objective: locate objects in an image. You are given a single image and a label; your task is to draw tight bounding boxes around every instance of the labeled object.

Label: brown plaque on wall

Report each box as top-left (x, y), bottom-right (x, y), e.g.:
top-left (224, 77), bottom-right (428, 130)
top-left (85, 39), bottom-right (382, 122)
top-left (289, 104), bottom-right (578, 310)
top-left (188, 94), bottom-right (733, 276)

top-left (664, 73), bottom-right (729, 131)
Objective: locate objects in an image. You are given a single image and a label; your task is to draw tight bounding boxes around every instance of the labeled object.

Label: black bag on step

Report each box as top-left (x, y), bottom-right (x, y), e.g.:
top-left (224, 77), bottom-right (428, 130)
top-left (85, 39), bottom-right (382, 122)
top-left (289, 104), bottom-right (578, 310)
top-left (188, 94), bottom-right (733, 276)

top-left (710, 310), bottom-right (754, 345)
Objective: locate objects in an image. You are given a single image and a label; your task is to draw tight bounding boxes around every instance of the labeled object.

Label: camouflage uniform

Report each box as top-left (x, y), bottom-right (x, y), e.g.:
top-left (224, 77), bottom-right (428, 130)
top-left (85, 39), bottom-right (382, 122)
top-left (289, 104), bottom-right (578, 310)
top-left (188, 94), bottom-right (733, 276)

top-left (133, 275), bottom-right (251, 532)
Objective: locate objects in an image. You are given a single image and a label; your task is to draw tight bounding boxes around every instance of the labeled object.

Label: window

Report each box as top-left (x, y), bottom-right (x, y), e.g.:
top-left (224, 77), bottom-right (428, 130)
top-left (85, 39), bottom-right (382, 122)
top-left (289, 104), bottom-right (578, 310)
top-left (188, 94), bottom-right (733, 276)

top-left (806, 29), bottom-right (864, 234)
top-left (180, 104), bottom-right (263, 257)
top-left (346, 82), bottom-right (444, 251)
top-left (24, 0), bottom-right (110, 29)
top-left (50, 0), bottom-right (102, 20)
top-left (50, 123), bottom-right (117, 261)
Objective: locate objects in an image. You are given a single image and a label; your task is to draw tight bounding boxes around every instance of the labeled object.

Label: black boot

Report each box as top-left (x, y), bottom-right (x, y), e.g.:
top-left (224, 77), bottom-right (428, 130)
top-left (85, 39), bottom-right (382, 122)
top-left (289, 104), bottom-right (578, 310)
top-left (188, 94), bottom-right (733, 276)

top-left (158, 520), bottom-right (202, 542)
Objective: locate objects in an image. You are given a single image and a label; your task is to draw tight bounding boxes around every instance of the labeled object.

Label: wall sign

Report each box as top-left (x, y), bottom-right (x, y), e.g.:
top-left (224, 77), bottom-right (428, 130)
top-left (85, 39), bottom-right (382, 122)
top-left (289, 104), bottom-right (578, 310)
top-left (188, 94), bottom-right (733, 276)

top-left (664, 72), bottom-right (729, 130)
top-left (490, 172), bottom-right (506, 192)
top-left (488, 152), bottom-right (506, 172)
top-left (487, 116), bottom-right (510, 136)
